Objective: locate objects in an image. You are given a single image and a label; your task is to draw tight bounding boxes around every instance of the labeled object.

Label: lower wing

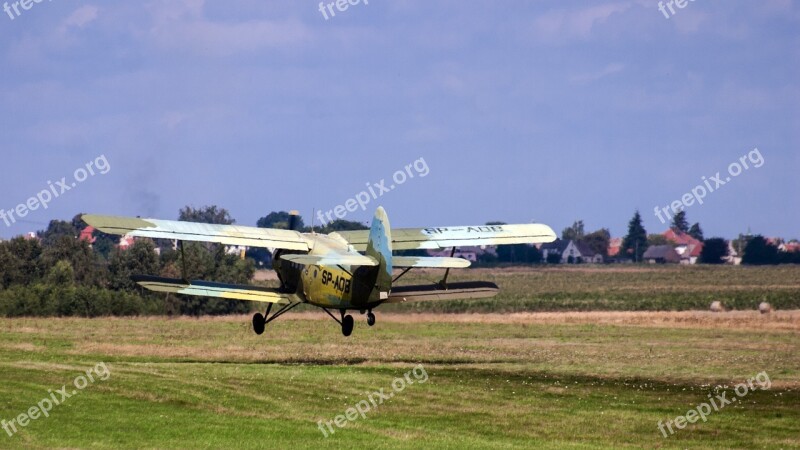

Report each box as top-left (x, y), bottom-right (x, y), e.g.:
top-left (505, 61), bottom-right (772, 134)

top-left (132, 275), bottom-right (296, 303)
top-left (385, 281), bottom-right (499, 303)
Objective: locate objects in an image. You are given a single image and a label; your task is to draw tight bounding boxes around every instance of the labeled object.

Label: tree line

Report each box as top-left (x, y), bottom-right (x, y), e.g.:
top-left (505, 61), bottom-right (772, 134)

top-left (619, 209), bottom-right (800, 265)
top-left (1, 206), bottom-right (797, 317)
top-left (0, 206), bottom-right (378, 317)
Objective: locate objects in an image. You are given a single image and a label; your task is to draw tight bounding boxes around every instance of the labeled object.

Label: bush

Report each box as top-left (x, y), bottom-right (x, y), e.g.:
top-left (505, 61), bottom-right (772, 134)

top-left (0, 283), bottom-right (166, 317)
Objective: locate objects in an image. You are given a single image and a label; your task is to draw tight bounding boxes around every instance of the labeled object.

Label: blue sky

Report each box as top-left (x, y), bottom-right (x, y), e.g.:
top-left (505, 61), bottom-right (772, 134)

top-left (1, 0), bottom-right (798, 239)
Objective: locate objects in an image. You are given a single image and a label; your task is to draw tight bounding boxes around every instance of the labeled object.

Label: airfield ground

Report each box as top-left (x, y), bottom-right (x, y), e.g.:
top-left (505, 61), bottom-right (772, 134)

top-left (1, 266), bottom-right (799, 448)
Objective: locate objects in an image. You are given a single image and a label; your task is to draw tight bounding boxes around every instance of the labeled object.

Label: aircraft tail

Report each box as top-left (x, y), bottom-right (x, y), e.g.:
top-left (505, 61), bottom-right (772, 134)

top-left (365, 206), bottom-right (393, 300)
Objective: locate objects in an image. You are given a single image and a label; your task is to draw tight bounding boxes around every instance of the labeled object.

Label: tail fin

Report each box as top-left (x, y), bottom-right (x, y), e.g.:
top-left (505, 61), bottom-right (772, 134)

top-left (365, 206), bottom-right (392, 299)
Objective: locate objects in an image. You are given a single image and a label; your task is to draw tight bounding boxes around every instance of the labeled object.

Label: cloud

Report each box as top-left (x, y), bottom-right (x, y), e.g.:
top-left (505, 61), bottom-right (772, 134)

top-left (145, 0), bottom-right (312, 56)
top-left (570, 63), bottom-right (626, 84)
top-left (530, 2), bottom-right (634, 42)
top-left (61, 5), bottom-right (99, 30)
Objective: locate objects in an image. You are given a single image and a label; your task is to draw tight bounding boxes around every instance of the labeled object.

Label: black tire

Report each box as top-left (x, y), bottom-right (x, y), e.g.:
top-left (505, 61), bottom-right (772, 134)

top-left (367, 312), bottom-right (376, 327)
top-left (252, 313), bottom-right (265, 335)
top-left (342, 314), bottom-right (354, 337)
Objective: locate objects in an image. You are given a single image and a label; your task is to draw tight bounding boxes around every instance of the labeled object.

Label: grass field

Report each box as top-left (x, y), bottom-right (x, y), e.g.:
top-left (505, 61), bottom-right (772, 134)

top-left (378, 265), bottom-right (800, 313)
top-left (1, 266), bottom-right (798, 448)
top-left (1, 309), bottom-right (798, 449)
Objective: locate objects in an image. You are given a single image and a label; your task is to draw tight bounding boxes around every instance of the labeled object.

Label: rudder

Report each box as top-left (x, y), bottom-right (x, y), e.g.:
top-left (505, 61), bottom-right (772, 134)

top-left (365, 206), bottom-right (392, 299)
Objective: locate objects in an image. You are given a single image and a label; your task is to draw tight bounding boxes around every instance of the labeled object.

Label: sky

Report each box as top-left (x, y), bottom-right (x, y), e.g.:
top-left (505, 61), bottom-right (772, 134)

top-left (0, 0), bottom-right (798, 240)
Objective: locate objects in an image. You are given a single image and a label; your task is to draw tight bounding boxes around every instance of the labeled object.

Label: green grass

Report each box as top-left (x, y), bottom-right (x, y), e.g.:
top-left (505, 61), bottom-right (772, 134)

top-left (378, 265), bottom-right (800, 313)
top-left (0, 314), bottom-right (798, 449)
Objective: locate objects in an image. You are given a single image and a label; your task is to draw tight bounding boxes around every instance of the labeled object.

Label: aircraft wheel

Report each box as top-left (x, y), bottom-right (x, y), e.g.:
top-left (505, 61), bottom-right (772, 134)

top-left (366, 312), bottom-right (376, 327)
top-left (252, 312), bottom-right (265, 335)
top-left (341, 314), bottom-right (354, 337)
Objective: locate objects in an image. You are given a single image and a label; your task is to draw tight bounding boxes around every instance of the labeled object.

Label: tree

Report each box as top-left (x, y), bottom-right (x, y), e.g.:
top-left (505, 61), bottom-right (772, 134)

top-left (108, 239), bottom-right (161, 290)
top-left (315, 219), bottom-right (369, 233)
top-left (671, 210), bottom-right (689, 233)
top-left (647, 234), bottom-right (669, 247)
top-left (689, 223), bottom-right (704, 242)
top-left (778, 249), bottom-right (800, 264)
top-left (256, 211), bottom-right (305, 230)
top-left (581, 228), bottom-right (610, 257)
top-left (41, 236), bottom-right (106, 287)
top-left (497, 244), bottom-right (541, 264)
top-left (546, 252), bottom-right (561, 264)
top-left (621, 210), bottom-right (648, 262)
top-left (561, 220), bottom-right (585, 241)
top-left (0, 237), bottom-right (44, 287)
top-left (91, 231), bottom-right (118, 259)
top-left (742, 235), bottom-right (779, 265)
top-left (38, 220), bottom-right (78, 247)
top-left (699, 237), bottom-right (729, 264)
top-left (46, 260), bottom-right (76, 286)
top-left (179, 205), bottom-right (235, 225)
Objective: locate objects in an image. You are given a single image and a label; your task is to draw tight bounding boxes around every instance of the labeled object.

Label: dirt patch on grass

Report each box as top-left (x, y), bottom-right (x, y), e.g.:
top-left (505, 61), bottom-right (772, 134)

top-left (2, 342), bottom-right (43, 352)
top-left (278, 310), bottom-right (800, 330)
top-left (142, 310), bottom-right (800, 331)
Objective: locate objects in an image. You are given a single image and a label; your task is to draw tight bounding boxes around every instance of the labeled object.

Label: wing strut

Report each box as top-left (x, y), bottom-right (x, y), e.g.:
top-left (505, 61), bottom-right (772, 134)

top-left (252, 301), bottom-right (300, 335)
top-left (437, 247), bottom-right (457, 289)
top-left (179, 240), bottom-right (188, 282)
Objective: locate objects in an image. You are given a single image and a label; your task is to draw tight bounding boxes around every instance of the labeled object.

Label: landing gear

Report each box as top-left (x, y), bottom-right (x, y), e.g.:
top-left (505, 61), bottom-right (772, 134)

top-left (252, 312), bottom-right (265, 335)
top-left (321, 307), bottom-right (358, 336)
top-left (251, 302), bottom-right (300, 336)
top-left (341, 313), bottom-right (354, 336)
top-left (366, 311), bottom-right (376, 326)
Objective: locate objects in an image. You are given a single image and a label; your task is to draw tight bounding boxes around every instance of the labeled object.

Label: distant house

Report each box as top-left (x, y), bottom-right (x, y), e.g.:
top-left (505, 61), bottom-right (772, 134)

top-left (79, 226), bottom-right (96, 244)
top-left (643, 245), bottom-right (681, 264)
top-left (663, 229), bottom-right (703, 264)
top-left (607, 237), bottom-right (622, 258)
top-left (725, 241), bottom-right (742, 265)
top-left (118, 235), bottom-right (135, 250)
top-left (429, 246), bottom-right (494, 262)
top-left (540, 239), bottom-right (582, 264)
top-left (226, 245), bottom-right (248, 258)
top-left (575, 241), bottom-right (603, 264)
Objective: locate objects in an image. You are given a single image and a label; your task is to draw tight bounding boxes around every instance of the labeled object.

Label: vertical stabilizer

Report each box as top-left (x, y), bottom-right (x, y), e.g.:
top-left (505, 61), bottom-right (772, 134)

top-left (365, 206), bottom-right (393, 299)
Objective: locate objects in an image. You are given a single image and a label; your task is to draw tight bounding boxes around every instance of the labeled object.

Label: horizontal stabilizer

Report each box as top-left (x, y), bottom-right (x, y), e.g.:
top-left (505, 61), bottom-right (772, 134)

top-left (280, 254), bottom-right (378, 267)
top-left (132, 275), bottom-right (293, 303)
top-left (386, 281), bottom-right (499, 303)
top-left (392, 256), bottom-right (471, 269)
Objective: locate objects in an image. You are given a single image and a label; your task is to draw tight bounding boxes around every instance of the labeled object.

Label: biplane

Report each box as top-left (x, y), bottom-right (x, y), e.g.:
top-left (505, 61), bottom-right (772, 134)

top-left (83, 208), bottom-right (555, 336)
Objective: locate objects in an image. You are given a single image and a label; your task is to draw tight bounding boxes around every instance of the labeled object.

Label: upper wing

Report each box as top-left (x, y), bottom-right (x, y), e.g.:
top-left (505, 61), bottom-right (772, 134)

top-left (392, 256), bottom-right (471, 269)
top-left (82, 215), bottom-right (309, 251)
top-left (333, 223), bottom-right (556, 251)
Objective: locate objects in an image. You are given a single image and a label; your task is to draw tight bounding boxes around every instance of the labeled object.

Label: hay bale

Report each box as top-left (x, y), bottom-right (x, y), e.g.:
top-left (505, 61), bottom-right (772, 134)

top-left (758, 302), bottom-right (772, 314)
top-left (710, 301), bottom-right (725, 312)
